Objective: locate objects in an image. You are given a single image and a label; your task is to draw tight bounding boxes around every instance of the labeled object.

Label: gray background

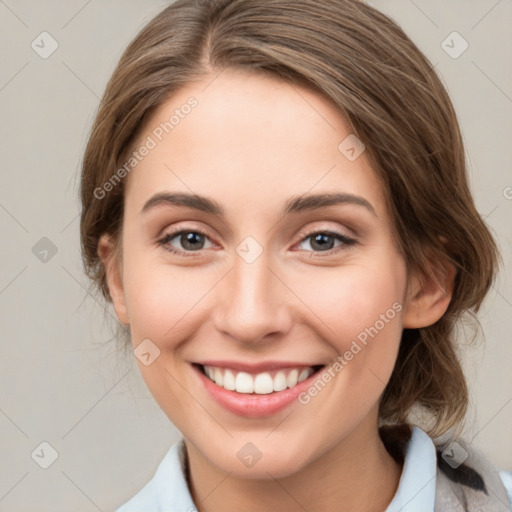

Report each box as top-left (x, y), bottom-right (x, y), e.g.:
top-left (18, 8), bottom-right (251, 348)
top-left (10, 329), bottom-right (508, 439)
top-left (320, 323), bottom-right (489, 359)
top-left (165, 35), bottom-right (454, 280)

top-left (0, 0), bottom-right (511, 510)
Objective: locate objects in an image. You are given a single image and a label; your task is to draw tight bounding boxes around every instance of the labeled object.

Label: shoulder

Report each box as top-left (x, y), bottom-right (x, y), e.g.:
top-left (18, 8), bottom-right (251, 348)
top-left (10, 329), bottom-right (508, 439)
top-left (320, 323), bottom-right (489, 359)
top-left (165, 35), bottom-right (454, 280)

top-left (500, 470), bottom-right (512, 509)
top-left (434, 436), bottom-right (512, 511)
top-left (116, 474), bottom-right (159, 512)
top-left (380, 424), bottom-right (512, 511)
top-left (115, 439), bottom-right (196, 512)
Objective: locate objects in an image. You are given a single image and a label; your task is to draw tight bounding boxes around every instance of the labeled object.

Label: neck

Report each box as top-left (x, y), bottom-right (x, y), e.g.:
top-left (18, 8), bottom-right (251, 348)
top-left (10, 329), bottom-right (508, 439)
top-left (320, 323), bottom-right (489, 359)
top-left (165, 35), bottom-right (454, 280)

top-left (184, 420), bottom-right (404, 512)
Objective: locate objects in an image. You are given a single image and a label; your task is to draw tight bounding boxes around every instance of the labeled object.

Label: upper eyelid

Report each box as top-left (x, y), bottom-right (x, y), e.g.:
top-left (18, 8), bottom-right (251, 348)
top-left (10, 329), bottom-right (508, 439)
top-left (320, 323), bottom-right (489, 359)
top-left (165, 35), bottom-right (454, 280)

top-left (160, 222), bottom-right (355, 237)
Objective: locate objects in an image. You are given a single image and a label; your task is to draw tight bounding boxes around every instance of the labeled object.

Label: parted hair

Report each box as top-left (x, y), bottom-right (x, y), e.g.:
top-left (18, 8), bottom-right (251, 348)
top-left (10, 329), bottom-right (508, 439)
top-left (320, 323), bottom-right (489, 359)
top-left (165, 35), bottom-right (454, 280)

top-left (79, 0), bottom-right (500, 439)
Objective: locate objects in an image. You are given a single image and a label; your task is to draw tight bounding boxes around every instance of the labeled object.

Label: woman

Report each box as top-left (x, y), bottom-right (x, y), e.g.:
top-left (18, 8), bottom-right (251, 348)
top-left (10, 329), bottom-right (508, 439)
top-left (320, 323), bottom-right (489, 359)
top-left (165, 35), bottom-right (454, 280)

top-left (79, 0), bottom-right (512, 510)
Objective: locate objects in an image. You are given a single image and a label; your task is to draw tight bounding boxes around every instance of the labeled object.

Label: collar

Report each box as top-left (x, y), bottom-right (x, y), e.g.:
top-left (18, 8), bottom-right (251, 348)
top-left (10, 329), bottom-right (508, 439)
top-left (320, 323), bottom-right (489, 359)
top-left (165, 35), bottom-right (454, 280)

top-left (384, 426), bottom-right (437, 511)
top-left (116, 425), bottom-right (437, 512)
top-left (115, 438), bottom-right (195, 512)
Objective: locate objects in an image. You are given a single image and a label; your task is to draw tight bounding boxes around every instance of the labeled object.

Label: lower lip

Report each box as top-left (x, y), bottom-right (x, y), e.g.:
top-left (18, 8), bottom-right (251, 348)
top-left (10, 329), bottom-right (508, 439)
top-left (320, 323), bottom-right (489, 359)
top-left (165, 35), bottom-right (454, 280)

top-left (193, 364), bottom-right (322, 418)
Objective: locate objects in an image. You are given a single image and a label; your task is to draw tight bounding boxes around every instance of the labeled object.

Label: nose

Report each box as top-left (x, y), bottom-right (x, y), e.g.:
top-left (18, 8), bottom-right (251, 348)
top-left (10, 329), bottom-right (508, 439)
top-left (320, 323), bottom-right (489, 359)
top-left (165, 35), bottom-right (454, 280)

top-left (213, 249), bottom-right (293, 346)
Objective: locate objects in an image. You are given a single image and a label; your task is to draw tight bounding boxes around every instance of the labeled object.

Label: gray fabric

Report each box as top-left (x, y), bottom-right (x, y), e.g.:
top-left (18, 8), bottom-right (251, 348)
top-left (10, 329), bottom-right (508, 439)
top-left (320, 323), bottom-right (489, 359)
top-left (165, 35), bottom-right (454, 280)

top-left (434, 438), bottom-right (511, 511)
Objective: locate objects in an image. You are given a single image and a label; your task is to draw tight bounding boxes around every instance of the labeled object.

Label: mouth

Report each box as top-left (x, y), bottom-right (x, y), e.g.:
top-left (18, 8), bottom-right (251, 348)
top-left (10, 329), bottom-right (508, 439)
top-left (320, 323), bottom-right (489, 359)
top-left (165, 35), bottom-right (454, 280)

top-left (191, 359), bottom-right (329, 417)
top-left (194, 363), bottom-right (325, 395)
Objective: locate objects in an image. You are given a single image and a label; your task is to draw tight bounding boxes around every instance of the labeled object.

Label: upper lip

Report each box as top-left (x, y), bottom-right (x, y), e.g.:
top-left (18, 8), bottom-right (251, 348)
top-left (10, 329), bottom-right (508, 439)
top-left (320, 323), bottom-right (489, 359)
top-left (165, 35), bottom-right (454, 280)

top-left (194, 360), bottom-right (325, 373)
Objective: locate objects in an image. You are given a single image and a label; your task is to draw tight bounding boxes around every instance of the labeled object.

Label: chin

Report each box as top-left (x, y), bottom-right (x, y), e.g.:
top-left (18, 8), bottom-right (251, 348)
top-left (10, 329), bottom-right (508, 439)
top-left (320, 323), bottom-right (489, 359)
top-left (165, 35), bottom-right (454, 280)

top-left (197, 436), bottom-right (319, 480)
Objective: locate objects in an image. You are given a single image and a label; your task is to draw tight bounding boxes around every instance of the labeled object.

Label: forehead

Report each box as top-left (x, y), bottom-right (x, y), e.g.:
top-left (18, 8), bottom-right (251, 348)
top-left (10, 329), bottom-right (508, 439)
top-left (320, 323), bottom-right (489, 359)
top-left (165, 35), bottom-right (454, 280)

top-left (124, 69), bottom-right (387, 220)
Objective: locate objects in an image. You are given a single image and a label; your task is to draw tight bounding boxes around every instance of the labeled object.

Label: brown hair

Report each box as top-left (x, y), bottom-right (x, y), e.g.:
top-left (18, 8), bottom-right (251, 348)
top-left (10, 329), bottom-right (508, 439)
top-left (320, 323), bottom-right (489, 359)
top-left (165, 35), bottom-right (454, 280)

top-left (79, 0), bottom-right (500, 439)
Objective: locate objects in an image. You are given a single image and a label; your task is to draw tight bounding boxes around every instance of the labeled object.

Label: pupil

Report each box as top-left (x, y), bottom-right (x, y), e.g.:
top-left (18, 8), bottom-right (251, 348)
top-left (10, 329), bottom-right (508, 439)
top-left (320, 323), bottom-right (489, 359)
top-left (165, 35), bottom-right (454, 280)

top-left (312, 233), bottom-right (333, 251)
top-left (183, 232), bottom-right (203, 250)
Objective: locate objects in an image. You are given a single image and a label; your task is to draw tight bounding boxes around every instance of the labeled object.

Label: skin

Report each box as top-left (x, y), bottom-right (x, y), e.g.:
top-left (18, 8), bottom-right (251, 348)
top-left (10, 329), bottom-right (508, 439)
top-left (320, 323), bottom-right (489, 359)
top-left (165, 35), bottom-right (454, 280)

top-left (98, 68), bottom-right (454, 512)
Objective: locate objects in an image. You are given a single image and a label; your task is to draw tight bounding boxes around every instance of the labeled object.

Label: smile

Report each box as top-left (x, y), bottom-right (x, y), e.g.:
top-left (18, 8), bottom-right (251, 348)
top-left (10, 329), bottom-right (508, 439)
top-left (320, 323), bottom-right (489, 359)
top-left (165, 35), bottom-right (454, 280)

top-left (200, 364), bottom-right (322, 394)
top-left (192, 360), bottom-right (327, 417)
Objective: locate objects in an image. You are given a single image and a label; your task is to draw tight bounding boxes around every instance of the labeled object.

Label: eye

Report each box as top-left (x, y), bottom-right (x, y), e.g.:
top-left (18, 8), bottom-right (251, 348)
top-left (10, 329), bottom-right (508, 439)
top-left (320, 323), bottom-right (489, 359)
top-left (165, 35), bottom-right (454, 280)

top-left (157, 226), bottom-right (358, 258)
top-left (295, 229), bottom-right (357, 256)
top-left (157, 228), bottom-right (214, 257)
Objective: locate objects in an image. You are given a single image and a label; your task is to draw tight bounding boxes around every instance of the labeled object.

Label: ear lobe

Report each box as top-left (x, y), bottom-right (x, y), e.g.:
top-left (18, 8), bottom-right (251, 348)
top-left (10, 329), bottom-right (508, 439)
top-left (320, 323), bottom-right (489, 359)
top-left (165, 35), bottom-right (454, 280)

top-left (97, 234), bottom-right (130, 326)
top-left (402, 260), bottom-right (456, 329)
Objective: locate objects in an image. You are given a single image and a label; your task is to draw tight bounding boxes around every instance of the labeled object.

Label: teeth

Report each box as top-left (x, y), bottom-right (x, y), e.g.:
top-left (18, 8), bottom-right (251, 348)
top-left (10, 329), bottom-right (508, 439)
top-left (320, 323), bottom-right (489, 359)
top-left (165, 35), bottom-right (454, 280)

top-left (254, 373), bottom-right (274, 394)
top-left (273, 371), bottom-right (287, 392)
top-left (298, 368), bottom-right (310, 383)
top-left (286, 369), bottom-right (298, 388)
top-left (235, 372), bottom-right (254, 393)
top-left (214, 367), bottom-right (223, 387)
top-left (202, 365), bottom-right (316, 394)
top-left (223, 369), bottom-right (236, 391)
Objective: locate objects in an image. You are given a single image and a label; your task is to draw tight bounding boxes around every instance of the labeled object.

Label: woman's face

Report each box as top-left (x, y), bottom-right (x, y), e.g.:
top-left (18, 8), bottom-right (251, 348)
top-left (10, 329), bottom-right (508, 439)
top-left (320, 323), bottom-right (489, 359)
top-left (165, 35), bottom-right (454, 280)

top-left (104, 69), bottom-right (411, 478)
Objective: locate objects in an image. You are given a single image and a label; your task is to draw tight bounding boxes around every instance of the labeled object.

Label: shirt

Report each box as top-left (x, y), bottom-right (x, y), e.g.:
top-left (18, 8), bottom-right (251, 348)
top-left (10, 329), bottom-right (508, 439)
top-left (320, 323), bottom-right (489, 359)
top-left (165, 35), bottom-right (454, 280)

top-left (116, 426), bottom-right (512, 512)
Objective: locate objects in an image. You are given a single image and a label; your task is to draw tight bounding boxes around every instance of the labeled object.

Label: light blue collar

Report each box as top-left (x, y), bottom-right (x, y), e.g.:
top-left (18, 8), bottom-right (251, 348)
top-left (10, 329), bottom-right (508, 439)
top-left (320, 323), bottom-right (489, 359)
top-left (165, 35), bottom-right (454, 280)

top-left (384, 426), bottom-right (436, 511)
top-left (116, 425), bottom-right (436, 512)
top-left (115, 438), bottom-right (195, 512)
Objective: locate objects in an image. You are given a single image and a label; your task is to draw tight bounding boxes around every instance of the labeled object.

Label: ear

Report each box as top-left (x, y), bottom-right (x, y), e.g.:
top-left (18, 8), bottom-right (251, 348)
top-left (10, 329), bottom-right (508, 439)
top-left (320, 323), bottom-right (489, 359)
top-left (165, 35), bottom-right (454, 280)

top-left (97, 234), bottom-right (130, 326)
top-left (402, 258), bottom-right (456, 329)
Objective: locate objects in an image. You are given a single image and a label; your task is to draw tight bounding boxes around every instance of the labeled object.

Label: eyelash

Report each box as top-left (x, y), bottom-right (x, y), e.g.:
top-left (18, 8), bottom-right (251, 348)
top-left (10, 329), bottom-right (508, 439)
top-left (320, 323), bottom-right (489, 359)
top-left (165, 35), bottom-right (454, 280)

top-left (156, 226), bottom-right (358, 259)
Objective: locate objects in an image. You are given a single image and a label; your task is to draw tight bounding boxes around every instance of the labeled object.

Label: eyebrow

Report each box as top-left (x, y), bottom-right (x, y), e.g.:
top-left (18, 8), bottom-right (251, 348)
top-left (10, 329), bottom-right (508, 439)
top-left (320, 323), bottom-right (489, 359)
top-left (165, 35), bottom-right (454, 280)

top-left (140, 191), bottom-right (377, 217)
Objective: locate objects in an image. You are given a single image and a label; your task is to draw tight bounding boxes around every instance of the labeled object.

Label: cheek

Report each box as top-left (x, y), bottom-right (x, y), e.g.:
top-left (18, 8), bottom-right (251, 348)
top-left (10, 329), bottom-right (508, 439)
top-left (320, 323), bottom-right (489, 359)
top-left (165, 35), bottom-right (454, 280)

top-left (122, 253), bottom-right (217, 345)
top-left (294, 259), bottom-right (406, 399)
top-left (293, 261), bottom-right (405, 344)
